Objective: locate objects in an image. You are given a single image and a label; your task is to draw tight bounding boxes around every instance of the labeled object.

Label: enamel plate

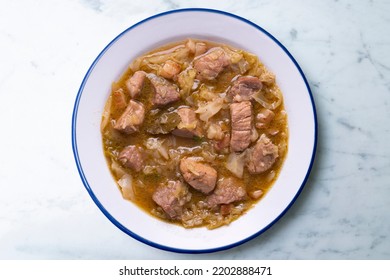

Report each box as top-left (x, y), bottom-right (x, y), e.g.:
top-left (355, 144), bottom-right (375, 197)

top-left (72, 9), bottom-right (317, 253)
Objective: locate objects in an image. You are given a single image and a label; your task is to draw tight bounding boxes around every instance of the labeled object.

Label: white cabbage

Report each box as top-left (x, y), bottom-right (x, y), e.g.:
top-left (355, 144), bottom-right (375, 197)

top-left (145, 138), bottom-right (169, 160)
top-left (195, 98), bottom-right (224, 122)
top-left (225, 151), bottom-right (247, 178)
top-left (252, 90), bottom-right (282, 110)
top-left (117, 174), bottom-right (135, 201)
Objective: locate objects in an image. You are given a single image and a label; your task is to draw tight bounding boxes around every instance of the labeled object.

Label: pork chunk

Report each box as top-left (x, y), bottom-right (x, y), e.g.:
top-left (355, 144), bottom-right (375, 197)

top-left (193, 47), bottom-right (230, 81)
top-left (118, 145), bottom-right (144, 172)
top-left (152, 181), bottom-right (191, 220)
top-left (246, 134), bottom-right (278, 174)
top-left (228, 76), bottom-right (262, 102)
top-left (148, 74), bottom-right (181, 107)
top-left (230, 101), bottom-right (253, 152)
top-left (114, 100), bottom-right (145, 134)
top-left (172, 107), bottom-right (202, 138)
top-left (206, 177), bottom-right (246, 207)
top-left (125, 71), bottom-right (146, 98)
top-left (179, 157), bottom-right (217, 194)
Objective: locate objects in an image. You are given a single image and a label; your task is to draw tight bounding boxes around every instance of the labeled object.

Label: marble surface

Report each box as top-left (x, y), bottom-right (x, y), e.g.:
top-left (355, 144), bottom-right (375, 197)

top-left (0, 0), bottom-right (389, 259)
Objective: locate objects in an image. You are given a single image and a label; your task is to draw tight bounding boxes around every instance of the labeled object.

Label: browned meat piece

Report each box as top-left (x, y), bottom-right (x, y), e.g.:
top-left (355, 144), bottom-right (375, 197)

top-left (125, 71), bottom-right (146, 98)
top-left (179, 157), bottom-right (217, 194)
top-left (246, 134), bottom-right (278, 174)
top-left (206, 177), bottom-right (246, 207)
top-left (172, 107), bottom-right (202, 138)
top-left (152, 181), bottom-right (191, 220)
top-left (230, 101), bottom-right (253, 152)
top-left (118, 145), bottom-right (144, 172)
top-left (114, 100), bottom-right (145, 134)
top-left (112, 88), bottom-right (127, 110)
top-left (255, 108), bottom-right (275, 129)
top-left (193, 47), bottom-right (230, 81)
top-left (159, 60), bottom-right (181, 80)
top-left (148, 74), bottom-right (181, 107)
top-left (228, 76), bottom-right (262, 102)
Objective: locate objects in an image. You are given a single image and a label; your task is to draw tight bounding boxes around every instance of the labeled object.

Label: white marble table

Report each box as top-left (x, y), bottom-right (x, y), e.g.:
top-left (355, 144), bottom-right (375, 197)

top-left (0, 0), bottom-right (389, 259)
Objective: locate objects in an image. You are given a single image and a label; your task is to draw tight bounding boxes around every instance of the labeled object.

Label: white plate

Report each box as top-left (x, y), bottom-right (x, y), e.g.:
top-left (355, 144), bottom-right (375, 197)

top-left (72, 9), bottom-right (317, 253)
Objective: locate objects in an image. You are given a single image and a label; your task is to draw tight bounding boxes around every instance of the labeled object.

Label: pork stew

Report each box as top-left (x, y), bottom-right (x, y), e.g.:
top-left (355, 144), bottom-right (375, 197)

top-left (101, 39), bottom-right (288, 229)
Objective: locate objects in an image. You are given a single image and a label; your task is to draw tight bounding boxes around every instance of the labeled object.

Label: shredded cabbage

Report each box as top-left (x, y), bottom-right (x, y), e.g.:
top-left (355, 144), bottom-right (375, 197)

top-left (222, 46), bottom-right (244, 64)
top-left (195, 98), bottom-right (224, 122)
top-left (101, 96), bottom-right (112, 132)
top-left (198, 84), bottom-right (218, 101)
top-left (146, 111), bottom-right (180, 134)
top-left (130, 45), bottom-right (190, 73)
top-left (252, 90), bottom-right (282, 110)
top-left (260, 71), bottom-right (276, 84)
top-left (145, 138), bottom-right (169, 160)
top-left (243, 52), bottom-right (262, 77)
top-left (111, 160), bottom-right (126, 178)
top-left (118, 174), bottom-right (135, 201)
top-left (178, 68), bottom-right (196, 96)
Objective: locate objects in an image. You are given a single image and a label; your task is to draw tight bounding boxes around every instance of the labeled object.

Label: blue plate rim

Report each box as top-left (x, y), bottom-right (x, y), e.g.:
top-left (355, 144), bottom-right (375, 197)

top-left (71, 8), bottom-right (318, 254)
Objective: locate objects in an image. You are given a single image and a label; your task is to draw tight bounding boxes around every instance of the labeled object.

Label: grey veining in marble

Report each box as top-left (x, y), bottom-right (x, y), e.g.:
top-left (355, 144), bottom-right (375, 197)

top-left (0, 0), bottom-right (389, 259)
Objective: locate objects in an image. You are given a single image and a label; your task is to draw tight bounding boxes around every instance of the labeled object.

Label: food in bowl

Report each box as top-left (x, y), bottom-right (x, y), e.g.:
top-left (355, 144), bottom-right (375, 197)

top-left (101, 39), bottom-right (288, 229)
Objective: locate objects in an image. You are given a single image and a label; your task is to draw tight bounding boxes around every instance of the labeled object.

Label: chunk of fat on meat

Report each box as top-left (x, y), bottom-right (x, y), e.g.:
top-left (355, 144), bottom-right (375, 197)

top-left (118, 145), bottom-right (144, 172)
top-left (147, 73), bottom-right (181, 107)
top-left (101, 95), bottom-right (112, 131)
top-left (230, 101), bottom-right (253, 152)
top-left (152, 181), bottom-right (191, 220)
top-left (125, 71), bottom-right (146, 98)
top-left (158, 60), bottom-right (181, 80)
top-left (114, 100), bottom-right (145, 134)
top-left (206, 177), bottom-right (246, 208)
top-left (193, 47), bottom-right (231, 81)
top-left (228, 76), bottom-right (263, 102)
top-left (172, 107), bottom-right (202, 138)
top-left (179, 157), bottom-right (217, 194)
top-left (246, 134), bottom-right (279, 174)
